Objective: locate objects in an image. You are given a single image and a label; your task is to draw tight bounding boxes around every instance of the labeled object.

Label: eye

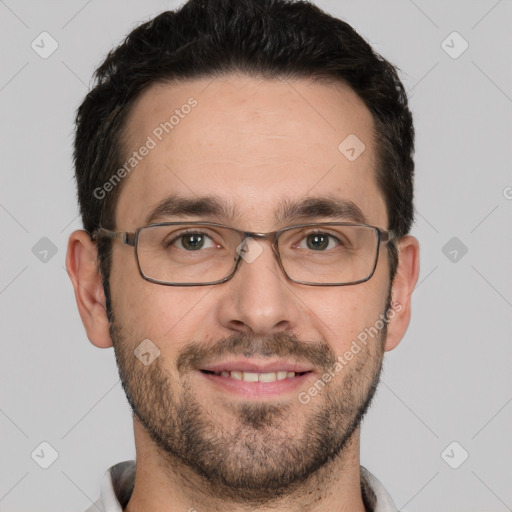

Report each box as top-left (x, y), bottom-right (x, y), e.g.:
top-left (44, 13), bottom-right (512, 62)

top-left (298, 232), bottom-right (339, 251)
top-left (172, 232), bottom-right (217, 251)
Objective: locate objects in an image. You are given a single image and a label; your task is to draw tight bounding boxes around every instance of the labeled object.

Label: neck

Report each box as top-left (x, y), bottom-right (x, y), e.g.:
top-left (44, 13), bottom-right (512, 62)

top-left (124, 418), bottom-right (367, 512)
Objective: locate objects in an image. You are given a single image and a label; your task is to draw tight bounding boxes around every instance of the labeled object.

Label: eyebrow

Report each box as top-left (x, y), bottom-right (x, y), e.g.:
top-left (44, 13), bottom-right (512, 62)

top-left (144, 194), bottom-right (368, 226)
top-left (276, 196), bottom-right (368, 225)
top-left (144, 194), bottom-right (237, 224)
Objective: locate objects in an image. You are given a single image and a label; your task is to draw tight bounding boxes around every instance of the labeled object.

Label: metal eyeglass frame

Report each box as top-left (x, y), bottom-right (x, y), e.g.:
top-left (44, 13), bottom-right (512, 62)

top-left (93, 221), bottom-right (396, 287)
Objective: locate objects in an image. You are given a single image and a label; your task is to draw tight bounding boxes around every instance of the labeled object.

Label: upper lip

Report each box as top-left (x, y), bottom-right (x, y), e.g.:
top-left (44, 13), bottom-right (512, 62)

top-left (199, 359), bottom-right (314, 374)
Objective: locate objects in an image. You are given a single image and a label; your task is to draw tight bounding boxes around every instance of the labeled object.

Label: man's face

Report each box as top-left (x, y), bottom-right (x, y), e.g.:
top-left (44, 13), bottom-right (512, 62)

top-left (109, 75), bottom-right (392, 500)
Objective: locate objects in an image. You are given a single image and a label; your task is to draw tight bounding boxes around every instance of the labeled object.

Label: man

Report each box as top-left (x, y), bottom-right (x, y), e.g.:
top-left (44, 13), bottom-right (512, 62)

top-left (66, 0), bottom-right (420, 510)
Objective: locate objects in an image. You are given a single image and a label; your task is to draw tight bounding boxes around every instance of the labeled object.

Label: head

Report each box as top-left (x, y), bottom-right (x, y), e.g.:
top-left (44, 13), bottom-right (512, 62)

top-left (67, 0), bottom-right (419, 504)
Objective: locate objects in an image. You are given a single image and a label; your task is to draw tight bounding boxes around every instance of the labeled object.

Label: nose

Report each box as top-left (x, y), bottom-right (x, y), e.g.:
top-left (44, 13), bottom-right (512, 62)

top-left (216, 237), bottom-right (301, 336)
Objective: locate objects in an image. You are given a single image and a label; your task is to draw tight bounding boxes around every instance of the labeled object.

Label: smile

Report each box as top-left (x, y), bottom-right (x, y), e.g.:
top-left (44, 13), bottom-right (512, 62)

top-left (198, 368), bottom-right (315, 398)
top-left (201, 369), bottom-right (310, 382)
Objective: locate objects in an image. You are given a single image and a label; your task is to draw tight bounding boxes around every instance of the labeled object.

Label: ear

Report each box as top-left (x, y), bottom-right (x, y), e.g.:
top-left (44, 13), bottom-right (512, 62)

top-left (66, 230), bottom-right (113, 348)
top-left (383, 235), bottom-right (420, 352)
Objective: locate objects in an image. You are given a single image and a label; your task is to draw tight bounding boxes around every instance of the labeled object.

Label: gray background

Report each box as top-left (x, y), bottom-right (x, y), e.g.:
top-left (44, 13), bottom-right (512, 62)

top-left (1, 0), bottom-right (511, 510)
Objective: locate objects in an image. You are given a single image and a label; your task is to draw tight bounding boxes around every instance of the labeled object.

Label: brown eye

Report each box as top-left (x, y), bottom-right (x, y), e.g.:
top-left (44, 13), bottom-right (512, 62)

top-left (299, 233), bottom-right (339, 251)
top-left (180, 233), bottom-right (206, 250)
top-left (169, 232), bottom-right (216, 251)
top-left (307, 234), bottom-right (329, 250)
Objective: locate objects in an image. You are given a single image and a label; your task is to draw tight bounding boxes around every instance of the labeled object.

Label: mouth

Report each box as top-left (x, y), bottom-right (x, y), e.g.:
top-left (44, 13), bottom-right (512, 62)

top-left (197, 360), bottom-right (315, 398)
top-left (200, 369), bottom-right (310, 382)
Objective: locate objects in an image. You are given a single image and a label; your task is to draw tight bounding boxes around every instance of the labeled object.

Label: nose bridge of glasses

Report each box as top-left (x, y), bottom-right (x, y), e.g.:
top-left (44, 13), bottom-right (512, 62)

top-left (235, 230), bottom-right (280, 262)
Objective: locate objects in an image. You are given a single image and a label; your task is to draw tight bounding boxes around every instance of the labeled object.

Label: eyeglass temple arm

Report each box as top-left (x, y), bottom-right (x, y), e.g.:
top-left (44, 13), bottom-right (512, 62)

top-left (93, 228), bottom-right (136, 246)
top-left (380, 229), bottom-right (397, 244)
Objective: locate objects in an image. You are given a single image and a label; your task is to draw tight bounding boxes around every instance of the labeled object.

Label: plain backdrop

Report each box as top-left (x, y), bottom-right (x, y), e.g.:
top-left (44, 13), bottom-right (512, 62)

top-left (0, 1), bottom-right (511, 510)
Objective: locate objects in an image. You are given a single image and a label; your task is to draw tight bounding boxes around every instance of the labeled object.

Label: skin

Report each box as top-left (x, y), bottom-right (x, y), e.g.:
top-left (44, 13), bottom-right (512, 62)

top-left (66, 74), bottom-right (420, 512)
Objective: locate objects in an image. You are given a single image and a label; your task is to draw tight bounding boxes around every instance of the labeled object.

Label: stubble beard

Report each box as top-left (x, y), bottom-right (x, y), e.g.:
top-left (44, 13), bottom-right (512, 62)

top-left (109, 313), bottom-right (387, 505)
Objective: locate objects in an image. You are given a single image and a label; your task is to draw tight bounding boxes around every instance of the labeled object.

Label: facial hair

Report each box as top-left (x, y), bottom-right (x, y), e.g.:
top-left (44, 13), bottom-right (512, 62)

top-left (109, 299), bottom-right (390, 506)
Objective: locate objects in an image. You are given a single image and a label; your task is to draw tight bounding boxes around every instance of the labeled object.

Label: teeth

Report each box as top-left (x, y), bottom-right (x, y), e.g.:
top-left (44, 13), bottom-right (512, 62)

top-left (215, 370), bottom-right (298, 382)
top-left (259, 372), bottom-right (277, 382)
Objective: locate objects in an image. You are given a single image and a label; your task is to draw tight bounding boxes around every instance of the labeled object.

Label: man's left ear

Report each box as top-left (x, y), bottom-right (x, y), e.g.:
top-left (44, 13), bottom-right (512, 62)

top-left (383, 235), bottom-right (420, 352)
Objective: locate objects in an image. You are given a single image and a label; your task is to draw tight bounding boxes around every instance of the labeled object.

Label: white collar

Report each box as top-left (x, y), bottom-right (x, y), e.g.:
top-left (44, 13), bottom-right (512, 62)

top-left (85, 461), bottom-right (397, 512)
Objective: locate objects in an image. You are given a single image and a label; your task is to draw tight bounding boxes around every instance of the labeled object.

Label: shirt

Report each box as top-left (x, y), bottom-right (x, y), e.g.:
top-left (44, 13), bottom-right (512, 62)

top-left (84, 460), bottom-right (398, 512)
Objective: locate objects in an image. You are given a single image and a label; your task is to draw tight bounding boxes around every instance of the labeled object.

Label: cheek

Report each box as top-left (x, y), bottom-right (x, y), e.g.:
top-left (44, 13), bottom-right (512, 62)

top-left (108, 248), bottom-right (164, 340)
top-left (305, 285), bottom-right (387, 350)
top-left (110, 259), bottom-right (214, 347)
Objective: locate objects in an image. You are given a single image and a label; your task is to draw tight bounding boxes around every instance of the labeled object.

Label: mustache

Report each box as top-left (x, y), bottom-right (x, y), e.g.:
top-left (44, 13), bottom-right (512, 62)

top-left (176, 331), bottom-right (338, 373)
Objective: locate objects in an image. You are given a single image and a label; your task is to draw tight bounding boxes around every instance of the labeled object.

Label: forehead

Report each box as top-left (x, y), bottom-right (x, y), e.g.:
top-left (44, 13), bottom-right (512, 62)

top-left (115, 74), bottom-right (386, 230)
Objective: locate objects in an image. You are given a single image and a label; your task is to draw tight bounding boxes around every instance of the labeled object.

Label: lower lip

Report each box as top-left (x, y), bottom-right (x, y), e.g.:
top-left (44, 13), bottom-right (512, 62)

top-left (198, 371), bottom-right (315, 398)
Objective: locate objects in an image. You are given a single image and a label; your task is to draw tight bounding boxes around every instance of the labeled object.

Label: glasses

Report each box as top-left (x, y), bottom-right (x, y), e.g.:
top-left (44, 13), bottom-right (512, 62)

top-left (93, 221), bottom-right (396, 286)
